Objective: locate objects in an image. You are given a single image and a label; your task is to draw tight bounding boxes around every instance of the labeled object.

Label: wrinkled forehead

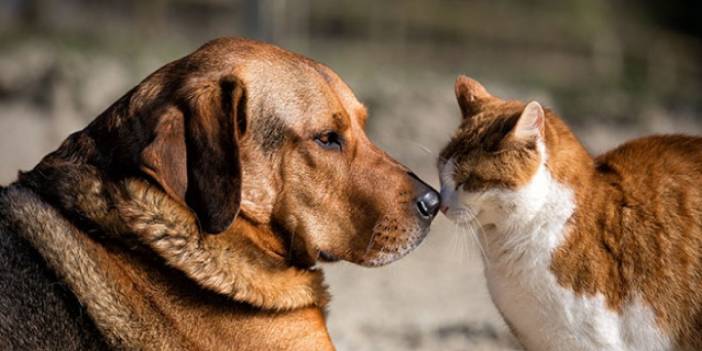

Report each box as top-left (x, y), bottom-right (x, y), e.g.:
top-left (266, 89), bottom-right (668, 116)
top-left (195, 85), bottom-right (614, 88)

top-left (312, 64), bottom-right (368, 128)
top-left (239, 58), bottom-right (367, 134)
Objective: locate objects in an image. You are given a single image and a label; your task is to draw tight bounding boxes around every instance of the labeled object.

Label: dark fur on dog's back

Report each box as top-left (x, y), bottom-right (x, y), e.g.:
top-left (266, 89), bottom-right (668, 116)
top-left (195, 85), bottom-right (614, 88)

top-left (0, 220), bottom-right (106, 350)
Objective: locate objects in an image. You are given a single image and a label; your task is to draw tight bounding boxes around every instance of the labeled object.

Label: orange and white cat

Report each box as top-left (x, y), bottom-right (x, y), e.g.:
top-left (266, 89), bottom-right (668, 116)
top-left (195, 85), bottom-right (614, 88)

top-left (438, 75), bottom-right (702, 351)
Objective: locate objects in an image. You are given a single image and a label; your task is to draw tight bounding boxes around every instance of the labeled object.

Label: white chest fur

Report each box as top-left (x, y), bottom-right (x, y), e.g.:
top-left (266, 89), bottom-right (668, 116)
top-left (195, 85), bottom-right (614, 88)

top-left (440, 158), bottom-right (672, 351)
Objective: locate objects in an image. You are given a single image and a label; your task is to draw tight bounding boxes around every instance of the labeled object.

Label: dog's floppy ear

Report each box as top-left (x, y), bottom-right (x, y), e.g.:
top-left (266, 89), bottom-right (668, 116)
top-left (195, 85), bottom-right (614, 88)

top-left (140, 76), bottom-right (246, 234)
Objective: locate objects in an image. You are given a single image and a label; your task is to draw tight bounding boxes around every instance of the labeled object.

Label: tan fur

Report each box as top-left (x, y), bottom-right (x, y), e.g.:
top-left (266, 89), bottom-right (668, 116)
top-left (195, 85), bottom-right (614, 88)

top-left (50, 158), bottom-right (327, 311)
top-left (116, 179), bottom-right (328, 310)
top-left (0, 185), bottom-right (334, 350)
top-left (443, 75), bottom-right (702, 349)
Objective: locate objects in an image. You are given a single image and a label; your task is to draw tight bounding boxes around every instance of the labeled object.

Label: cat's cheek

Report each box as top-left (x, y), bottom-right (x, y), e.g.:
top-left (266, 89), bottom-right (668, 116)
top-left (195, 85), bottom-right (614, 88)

top-left (464, 191), bottom-right (510, 226)
top-left (453, 192), bottom-right (484, 220)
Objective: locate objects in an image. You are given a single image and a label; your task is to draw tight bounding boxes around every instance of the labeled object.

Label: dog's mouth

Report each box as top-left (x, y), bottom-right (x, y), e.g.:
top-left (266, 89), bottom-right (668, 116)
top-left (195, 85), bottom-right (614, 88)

top-left (271, 220), bottom-right (344, 268)
top-left (356, 225), bottom-right (431, 267)
top-left (318, 250), bottom-right (340, 263)
top-left (271, 213), bottom-right (431, 268)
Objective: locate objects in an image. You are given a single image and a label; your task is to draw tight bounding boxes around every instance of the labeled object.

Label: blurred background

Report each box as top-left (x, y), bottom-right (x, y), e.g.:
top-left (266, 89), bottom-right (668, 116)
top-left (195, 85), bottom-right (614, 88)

top-left (1, 1), bottom-right (701, 350)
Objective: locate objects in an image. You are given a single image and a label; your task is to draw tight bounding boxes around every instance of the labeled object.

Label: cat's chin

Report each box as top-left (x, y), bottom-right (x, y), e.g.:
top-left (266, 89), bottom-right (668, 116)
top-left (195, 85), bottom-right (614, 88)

top-left (483, 223), bottom-right (496, 231)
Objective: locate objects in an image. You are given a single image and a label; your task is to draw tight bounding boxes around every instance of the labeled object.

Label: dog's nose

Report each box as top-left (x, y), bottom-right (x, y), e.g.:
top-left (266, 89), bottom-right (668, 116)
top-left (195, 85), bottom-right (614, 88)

top-left (417, 190), bottom-right (440, 218)
top-left (408, 172), bottom-right (441, 220)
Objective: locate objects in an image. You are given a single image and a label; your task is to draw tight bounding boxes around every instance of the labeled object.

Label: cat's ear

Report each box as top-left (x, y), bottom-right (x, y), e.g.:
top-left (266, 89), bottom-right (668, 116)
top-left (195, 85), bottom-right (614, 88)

top-left (455, 75), bottom-right (492, 118)
top-left (512, 101), bottom-right (545, 142)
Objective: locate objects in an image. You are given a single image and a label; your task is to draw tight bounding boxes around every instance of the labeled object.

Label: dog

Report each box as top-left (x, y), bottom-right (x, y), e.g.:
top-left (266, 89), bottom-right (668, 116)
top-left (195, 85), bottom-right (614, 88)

top-left (0, 37), bottom-right (440, 350)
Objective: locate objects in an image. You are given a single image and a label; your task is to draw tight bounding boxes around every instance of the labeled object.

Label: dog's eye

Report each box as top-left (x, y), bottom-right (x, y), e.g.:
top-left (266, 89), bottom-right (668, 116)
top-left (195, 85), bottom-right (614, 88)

top-left (315, 131), bottom-right (343, 151)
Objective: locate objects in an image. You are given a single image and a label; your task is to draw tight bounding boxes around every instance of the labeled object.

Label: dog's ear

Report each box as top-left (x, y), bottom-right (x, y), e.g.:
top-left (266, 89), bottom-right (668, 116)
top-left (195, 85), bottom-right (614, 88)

top-left (140, 76), bottom-right (246, 234)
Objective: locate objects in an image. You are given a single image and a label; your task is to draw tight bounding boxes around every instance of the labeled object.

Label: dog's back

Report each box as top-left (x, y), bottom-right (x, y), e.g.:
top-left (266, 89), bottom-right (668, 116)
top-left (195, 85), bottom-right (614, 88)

top-left (0, 187), bottom-right (107, 350)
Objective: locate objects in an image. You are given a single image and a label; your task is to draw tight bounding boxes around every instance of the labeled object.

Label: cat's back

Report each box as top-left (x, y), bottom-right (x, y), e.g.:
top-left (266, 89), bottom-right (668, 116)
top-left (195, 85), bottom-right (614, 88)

top-left (591, 134), bottom-right (702, 350)
top-left (595, 134), bottom-right (702, 220)
top-left (596, 134), bottom-right (702, 184)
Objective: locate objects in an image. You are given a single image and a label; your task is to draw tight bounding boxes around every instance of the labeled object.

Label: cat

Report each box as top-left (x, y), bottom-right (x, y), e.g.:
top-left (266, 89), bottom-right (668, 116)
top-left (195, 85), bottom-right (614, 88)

top-left (437, 75), bottom-right (702, 351)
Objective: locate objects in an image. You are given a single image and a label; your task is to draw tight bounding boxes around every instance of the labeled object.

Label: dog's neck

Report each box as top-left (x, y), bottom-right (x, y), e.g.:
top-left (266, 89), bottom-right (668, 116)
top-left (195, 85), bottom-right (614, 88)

top-left (0, 185), bottom-right (334, 350)
top-left (16, 130), bottom-right (328, 310)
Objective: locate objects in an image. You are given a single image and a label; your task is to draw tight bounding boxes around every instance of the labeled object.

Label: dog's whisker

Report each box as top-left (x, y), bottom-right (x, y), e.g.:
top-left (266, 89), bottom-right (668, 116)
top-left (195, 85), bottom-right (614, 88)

top-left (365, 230), bottom-right (377, 256)
top-left (408, 141), bottom-right (435, 156)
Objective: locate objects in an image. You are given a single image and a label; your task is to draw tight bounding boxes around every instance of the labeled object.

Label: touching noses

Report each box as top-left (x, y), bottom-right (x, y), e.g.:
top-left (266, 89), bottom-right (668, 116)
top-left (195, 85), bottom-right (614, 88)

top-left (439, 186), bottom-right (451, 214)
top-left (408, 172), bottom-right (441, 220)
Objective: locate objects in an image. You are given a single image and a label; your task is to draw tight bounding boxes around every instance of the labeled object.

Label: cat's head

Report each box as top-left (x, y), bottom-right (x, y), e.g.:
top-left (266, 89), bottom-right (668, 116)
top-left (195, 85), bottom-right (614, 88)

top-left (438, 75), bottom-right (549, 228)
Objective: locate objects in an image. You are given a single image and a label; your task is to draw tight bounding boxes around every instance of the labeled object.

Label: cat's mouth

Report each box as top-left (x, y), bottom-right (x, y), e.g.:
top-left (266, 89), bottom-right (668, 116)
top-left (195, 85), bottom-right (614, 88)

top-left (445, 207), bottom-right (483, 227)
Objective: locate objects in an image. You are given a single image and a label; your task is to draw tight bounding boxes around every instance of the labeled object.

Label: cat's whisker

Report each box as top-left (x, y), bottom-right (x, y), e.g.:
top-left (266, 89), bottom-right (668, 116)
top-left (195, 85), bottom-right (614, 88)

top-left (451, 208), bottom-right (488, 264)
top-left (447, 212), bottom-right (466, 262)
top-left (457, 220), bottom-right (473, 263)
top-left (474, 220), bottom-right (491, 267)
top-left (464, 211), bottom-right (489, 265)
top-left (462, 224), bottom-right (479, 263)
top-left (449, 223), bottom-right (459, 257)
top-left (463, 208), bottom-right (487, 245)
top-left (500, 225), bottom-right (531, 256)
top-left (453, 221), bottom-right (462, 261)
top-left (370, 132), bottom-right (436, 156)
top-left (453, 223), bottom-right (466, 262)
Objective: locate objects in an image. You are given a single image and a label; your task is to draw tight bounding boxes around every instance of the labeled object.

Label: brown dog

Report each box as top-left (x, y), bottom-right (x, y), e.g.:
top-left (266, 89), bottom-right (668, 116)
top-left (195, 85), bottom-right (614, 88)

top-left (0, 38), bottom-right (439, 350)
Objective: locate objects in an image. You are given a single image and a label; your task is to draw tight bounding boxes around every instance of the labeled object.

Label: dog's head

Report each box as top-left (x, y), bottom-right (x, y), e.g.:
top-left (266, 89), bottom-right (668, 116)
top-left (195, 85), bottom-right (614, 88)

top-left (68, 38), bottom-right (439, 268)
top-left (230, 42), bottom-right (440, 267)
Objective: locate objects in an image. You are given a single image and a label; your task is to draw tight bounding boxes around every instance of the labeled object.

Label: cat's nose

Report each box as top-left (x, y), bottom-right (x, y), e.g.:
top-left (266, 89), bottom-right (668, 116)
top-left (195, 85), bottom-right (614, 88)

top-left (408, 172), bottom-right (441, 220)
